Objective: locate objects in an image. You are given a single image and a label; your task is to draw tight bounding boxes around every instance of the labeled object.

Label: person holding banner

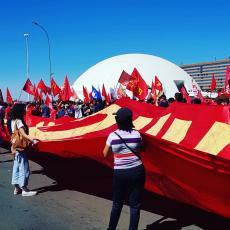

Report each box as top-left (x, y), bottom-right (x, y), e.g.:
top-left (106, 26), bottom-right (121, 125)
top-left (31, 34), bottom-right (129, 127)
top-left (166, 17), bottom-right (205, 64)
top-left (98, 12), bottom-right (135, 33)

top-left (11, 104), bottom-right (39, 196)
top-left (103, 107), bottom-right (145, 230)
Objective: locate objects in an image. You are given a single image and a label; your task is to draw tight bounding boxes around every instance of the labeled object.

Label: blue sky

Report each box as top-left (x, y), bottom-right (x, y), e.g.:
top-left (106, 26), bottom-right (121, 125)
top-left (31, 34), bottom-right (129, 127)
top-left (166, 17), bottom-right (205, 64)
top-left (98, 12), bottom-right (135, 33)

top-left (0, 0), bottom-right (230, 99)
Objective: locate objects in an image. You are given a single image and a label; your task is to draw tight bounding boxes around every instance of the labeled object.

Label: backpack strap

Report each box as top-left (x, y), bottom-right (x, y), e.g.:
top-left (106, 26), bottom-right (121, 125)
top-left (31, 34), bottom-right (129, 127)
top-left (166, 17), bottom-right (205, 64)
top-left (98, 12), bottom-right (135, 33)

top-left (114, 131), bottom-right (141, 160)
top-left (13, 119), bottom-right (18, 134)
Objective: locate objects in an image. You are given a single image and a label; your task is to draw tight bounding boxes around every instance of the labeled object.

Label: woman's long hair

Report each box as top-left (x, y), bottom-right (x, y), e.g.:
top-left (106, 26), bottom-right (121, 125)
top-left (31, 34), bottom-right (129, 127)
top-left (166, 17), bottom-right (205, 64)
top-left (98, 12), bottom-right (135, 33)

top-left (11, 103), bottom-right (28, 134)
top-left (115, 117), bottom-right (134, 132)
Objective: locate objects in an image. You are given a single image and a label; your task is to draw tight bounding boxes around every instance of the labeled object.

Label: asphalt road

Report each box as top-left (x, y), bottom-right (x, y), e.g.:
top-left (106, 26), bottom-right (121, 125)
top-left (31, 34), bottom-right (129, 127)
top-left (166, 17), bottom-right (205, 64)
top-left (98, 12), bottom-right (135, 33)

top-left (0, 146), bottom-right (229, 230)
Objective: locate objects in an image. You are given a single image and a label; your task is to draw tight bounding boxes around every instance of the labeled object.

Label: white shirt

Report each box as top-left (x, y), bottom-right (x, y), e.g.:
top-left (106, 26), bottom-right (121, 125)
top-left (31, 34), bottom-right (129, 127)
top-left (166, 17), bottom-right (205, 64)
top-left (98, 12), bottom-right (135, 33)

top-left (11, 119), bottom-right (24, 133)
top-left (106, 129), bottom-right (143, 169)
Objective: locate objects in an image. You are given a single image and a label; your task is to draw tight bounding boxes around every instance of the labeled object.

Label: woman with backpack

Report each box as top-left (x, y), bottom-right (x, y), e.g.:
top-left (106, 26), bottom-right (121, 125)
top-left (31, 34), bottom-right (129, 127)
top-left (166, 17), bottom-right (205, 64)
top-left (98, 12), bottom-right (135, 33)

top-left (11, 103), bottom-right (38, 196)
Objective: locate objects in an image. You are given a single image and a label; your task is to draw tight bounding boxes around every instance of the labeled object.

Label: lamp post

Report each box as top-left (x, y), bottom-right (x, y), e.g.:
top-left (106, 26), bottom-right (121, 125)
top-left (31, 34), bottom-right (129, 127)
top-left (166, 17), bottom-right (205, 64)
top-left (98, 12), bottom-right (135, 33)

top-left (24, 33), bottom-right (30, 79)
top-left (24, 33), bottom-right (30, 101)
top-left (32, 21), bottom-right (53, 80)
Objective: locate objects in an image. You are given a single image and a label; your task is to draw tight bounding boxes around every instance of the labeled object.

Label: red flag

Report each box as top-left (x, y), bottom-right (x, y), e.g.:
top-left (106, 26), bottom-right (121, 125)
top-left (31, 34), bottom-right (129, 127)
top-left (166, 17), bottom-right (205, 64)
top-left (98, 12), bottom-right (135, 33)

top-left (102, 84), bottom-right (110, 103)
top-left (126, 69), bottom-right (139, 92)
top-left (23, 78), bottom-right (34, 96)
top-left (37, 79), bottom-right (47, 94)
top-left (46, 86), bottom-right (51, 95)
top-left (71, 87), bottom-right (79, 100)
top-left (45, 94), bottom-right (52, 109)
top-left (61, 75), bottom-right (73, 101)
top-left (118, 70), bottom-right (131, 86)
top-left (39, 89), bottom-right (43, 101)
top-left (50, 77), bottom-right (61, 97)
top-left (154, 76), bottom-right (163, 92)
top-left (210, 74), bottom-right (216, 92)
top-left (180, 86), bottom-right (191, 103)
top-left (83, 86), bottom-right (90, 103)
top-left (127, 68), bottom-right (148, 100)
top-left (117, 84), bottom-right (127, 99)
top-left (192, 81), bottom-right (199, 97)
top-left (89, 92), bottom-right (92, 100)
top-left (0, 89), bottom-right (3, 103)
top-left (224, 66), bottom-right (230, 93)
top-left (33, 84), bottom-right (39, 102)
top-left (6, 88), bottom-right (13, 104)
top-left (107, 92), bottom-right (111, 105)
top-left (151, 81), bottom-right (157, 105)
top-left (197, 90), bottom-right (205, 103)
top-left (102, 84), bottom-right (107, 98)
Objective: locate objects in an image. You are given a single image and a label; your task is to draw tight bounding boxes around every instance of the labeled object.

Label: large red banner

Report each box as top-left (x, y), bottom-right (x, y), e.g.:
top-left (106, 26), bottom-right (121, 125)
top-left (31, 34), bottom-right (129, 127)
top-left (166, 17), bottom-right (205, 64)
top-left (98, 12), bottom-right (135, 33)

top-left (26, 98), bottom-right (230, 218)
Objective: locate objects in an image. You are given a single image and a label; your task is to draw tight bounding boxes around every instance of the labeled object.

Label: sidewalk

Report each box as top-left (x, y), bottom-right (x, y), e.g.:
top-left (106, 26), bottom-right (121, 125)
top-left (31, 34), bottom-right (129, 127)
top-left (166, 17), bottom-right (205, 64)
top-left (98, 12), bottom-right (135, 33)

top-left (0, 147), bottom-right (229, 230)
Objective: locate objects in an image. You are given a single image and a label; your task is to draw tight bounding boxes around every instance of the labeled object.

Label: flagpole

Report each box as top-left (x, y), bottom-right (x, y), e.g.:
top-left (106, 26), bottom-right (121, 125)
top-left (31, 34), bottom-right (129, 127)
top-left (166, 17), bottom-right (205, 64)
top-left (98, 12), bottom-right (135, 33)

top-left (18, 89), bottom-right (23, 102)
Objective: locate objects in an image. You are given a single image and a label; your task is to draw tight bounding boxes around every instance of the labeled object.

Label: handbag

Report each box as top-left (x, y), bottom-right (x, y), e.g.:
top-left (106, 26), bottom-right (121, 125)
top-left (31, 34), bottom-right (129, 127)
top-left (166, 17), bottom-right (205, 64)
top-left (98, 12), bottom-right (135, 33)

top-left (10, 119), bottom-right (31, 151)
top-left (114, 132), bottom-right (142, 160)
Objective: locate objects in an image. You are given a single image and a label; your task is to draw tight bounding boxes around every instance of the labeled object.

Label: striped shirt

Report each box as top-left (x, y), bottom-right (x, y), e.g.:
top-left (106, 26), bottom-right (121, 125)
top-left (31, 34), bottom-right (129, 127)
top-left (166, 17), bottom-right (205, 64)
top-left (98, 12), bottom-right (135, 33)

top-left (106, 129), bottom-right (142, 169)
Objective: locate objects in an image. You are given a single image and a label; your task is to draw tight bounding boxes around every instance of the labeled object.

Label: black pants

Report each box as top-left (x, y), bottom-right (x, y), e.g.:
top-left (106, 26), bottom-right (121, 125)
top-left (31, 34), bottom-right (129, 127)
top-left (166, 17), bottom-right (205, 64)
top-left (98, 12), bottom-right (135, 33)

top-left (108, 164), bottom-right (145, 230)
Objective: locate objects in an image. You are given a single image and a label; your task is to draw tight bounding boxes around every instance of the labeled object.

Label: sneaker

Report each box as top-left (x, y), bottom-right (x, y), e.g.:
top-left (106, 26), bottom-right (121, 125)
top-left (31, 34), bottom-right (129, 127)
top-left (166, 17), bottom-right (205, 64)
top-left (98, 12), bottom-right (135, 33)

top-left (22, 190), bottom-right (37, 197)
top-left (14, 187), bottom-right (22, 195)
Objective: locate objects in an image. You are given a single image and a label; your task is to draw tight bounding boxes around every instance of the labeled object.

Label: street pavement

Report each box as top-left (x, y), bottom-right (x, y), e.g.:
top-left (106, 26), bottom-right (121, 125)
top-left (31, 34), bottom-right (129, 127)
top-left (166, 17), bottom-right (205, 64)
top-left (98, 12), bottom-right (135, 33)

top-left (0, 146), bottom-right (229, 230)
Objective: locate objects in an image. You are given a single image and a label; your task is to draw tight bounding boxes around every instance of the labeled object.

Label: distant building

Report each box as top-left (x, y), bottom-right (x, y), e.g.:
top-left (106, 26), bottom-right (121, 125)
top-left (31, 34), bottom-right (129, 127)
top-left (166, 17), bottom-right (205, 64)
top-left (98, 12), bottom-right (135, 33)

top-left (181, 59), bottom-right (230, 91)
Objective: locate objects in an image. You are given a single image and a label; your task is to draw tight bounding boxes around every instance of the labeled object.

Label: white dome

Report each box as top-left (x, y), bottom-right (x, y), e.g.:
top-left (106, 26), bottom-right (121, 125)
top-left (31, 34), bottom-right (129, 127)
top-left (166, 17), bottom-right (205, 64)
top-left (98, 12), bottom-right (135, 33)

top-left (73, 53), bottom-right (194, 99)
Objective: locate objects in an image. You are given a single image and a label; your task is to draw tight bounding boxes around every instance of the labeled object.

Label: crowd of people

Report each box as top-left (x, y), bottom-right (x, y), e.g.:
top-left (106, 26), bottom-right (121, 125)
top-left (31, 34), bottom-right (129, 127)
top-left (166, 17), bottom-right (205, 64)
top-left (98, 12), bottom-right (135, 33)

top-left (0, 91), bottom-right (230, 134)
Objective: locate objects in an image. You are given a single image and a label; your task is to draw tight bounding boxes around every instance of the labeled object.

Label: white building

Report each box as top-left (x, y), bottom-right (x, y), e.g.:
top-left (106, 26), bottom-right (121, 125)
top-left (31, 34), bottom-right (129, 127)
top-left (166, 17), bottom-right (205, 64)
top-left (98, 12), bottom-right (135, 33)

top-left (72, 53), bottom-right (196, 99)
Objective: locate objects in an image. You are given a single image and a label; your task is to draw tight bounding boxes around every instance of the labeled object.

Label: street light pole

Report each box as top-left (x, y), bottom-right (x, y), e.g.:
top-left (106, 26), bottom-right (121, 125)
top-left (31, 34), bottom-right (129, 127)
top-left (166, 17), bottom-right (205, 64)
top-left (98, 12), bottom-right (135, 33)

top-left (24, 33), bottom-right (30, 78)
top-left (24, 33), bottom-right (30, 101)
top-left (32, 21), bottom-right (53, 81)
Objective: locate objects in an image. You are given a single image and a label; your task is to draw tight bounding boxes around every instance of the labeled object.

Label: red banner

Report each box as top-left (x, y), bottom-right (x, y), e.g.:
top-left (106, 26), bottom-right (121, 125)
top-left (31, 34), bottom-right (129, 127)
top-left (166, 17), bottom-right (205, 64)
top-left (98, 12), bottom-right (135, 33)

top-left (26, 98), bottom-right (230, 218)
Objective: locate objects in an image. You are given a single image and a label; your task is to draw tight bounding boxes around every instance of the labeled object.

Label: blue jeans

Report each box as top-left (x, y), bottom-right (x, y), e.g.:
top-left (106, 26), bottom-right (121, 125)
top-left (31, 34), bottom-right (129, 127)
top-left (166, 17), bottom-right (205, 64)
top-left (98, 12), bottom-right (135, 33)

top-left (108, 164), bottom-right (145, 230)
top-left (11, 151), bottom-right (30, 188)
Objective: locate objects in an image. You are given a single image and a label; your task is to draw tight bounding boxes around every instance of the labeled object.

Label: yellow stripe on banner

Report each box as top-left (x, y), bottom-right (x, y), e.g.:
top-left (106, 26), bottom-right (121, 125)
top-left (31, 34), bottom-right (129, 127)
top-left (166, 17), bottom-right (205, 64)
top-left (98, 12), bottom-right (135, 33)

top-left (48, 122), bottom-right (55, 126)
top-left (145, 113), bottom-right (171, 136)
top-left (162, 118), bottom-right (192, 144)
top-left (195, 122), bottom-right (230, 155)
top-left (29, 104), bottom-right (120, 140)
top-left (133, 116), bottom-right (153, 130)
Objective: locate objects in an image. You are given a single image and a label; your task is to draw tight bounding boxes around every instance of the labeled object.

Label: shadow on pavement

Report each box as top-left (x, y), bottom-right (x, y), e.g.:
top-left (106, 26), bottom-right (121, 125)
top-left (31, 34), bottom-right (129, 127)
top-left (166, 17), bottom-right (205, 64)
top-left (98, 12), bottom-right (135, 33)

top-left (28, 151), bottom-right (230, 230)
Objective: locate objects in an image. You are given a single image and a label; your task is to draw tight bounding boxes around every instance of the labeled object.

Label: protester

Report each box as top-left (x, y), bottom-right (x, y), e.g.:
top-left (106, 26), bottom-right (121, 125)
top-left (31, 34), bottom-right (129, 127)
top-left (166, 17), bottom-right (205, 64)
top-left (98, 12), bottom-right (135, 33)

top-left (50, 105), bottom-right (57, 120)
top-left (168, 97), bottom-right (175, 103)
top-left (41, 103), bottom-right (50, 118)
top-left (103, 107), bottom-right (145, 230)
top-left (74, 103), bottom-right (83, 119)
top-left (11, 103), bottom-right (39, 196)
top-left (191, 98), bottom-right (201, 104)
top-left (57, 104), bottom-right (65, 118)
top-left (158, 94), bottom-right (169, 107)
top-left (0, 102), bottom-right (5, 131)
top-left (174, 92), bottom-right (184, 102)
